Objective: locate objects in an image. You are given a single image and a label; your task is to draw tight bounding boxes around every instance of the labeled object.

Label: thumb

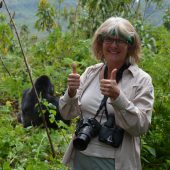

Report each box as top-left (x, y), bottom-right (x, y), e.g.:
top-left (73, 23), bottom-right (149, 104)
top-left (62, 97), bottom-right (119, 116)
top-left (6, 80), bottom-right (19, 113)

top-left (110, 69), bottom-right (117, 80)
top-left (72, 62), bottom-right (77, 74)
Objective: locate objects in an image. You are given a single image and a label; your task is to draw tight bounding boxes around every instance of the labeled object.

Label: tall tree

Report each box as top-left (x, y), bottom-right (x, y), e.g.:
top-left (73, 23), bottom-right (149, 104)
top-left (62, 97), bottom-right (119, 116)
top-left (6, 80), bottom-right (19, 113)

top-left (67, 0), bottom-right (165, 38)
top-left (34, 0), bottom-right (56, 32)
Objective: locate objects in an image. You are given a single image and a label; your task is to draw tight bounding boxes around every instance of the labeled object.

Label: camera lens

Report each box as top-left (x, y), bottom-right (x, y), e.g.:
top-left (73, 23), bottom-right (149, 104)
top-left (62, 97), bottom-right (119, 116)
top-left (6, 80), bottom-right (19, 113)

top-left (73, 118), bottom-right (101, 151)
top-left (73, 125), bottom-right (92, 150)
top-left (73, 133), bottom-right (90, 151)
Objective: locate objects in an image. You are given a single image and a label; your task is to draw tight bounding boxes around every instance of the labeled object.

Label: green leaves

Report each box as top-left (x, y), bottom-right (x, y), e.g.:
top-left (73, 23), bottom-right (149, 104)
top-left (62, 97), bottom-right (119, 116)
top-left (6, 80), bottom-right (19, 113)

top-left (2, 162), bottom-right (12, 170)
top-left (0, 108), bottom-right (68, 169)
top-left (0, 15), bottom-right (14, 55)
top-left (163, 8), bottom-right (170, 30)
top-left (0, 1), bottom-right (170, 169)
top-left (140, 25), bottom-right (170, 169)
top-left (34, 0), bottom-right (56, 32)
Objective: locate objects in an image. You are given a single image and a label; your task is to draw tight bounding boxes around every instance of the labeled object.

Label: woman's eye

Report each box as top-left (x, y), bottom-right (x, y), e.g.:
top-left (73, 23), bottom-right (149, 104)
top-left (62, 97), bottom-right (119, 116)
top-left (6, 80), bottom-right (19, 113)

top-left (105, 38), bottom-right (112, 42)
top-left (104, 37), bottom-right (127, 45)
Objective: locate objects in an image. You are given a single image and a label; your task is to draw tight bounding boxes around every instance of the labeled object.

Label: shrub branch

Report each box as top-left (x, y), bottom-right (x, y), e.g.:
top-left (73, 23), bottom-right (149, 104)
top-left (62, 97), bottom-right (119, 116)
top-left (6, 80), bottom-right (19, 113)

top-left (2, 0), bottom-right (56, 158)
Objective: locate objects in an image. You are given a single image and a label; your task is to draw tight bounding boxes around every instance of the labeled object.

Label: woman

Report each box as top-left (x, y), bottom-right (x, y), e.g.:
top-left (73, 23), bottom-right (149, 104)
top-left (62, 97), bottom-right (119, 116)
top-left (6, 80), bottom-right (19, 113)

top-left (59, 17), bottom-right (154, 170)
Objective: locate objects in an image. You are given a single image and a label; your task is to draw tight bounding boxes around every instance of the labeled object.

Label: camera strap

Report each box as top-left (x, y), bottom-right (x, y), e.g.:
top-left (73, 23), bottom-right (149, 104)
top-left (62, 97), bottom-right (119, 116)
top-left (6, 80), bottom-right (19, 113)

top-left (94, 65), bottom-right (108, 120)
top-left (94, 63), bottom-right (130, 121)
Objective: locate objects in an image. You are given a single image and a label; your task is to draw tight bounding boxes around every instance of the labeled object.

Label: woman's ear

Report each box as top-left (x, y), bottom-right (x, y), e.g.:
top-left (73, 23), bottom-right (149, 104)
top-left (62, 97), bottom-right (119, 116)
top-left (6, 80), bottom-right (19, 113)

top-left (126, 45), bottom-right (133, 59)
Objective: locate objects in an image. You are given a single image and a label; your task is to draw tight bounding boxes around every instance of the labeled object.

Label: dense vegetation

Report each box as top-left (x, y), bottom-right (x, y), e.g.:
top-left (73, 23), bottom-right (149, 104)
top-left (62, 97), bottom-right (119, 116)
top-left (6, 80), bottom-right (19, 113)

top-left (0, 0), bottom-right (170, 169)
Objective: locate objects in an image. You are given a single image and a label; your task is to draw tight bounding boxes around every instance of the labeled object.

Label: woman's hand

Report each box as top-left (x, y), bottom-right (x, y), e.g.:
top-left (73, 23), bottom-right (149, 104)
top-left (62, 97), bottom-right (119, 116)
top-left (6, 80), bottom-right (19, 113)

top-left (68, 62), bottom-right (80, 98)
top-left (100, 69), bottom-right (120, 100)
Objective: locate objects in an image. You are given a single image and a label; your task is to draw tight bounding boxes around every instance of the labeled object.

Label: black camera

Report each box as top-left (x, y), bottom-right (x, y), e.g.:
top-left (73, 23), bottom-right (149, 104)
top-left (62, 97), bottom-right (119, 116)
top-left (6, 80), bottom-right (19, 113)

top-left (98, 115), bottom-right (124, 148)
top-left (73, 117), bottom-right (101, 151)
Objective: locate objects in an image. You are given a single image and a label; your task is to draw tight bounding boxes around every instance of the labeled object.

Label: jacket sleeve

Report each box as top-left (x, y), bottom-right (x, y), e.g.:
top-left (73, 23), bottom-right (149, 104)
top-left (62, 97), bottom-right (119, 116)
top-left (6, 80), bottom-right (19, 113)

top-left (59, 68), bottom-right (90, 120)
top-left (110, 75), bottom-right (154, 137)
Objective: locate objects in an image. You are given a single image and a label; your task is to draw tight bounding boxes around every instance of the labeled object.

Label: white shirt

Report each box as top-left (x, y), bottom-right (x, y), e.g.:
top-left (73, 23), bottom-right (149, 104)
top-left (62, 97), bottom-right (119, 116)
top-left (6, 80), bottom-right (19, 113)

top-left (80, 72), bottom-right (116, 158)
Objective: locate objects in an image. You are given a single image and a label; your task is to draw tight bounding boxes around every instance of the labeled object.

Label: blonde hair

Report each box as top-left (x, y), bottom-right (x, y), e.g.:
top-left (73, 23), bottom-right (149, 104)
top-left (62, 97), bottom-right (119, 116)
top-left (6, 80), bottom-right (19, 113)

top-left (92, 17), bottom-right (141, 64)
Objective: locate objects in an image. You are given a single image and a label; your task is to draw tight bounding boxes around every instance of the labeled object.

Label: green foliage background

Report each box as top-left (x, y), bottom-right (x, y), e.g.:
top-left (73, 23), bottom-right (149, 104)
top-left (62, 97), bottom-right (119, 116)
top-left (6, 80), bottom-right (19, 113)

top-left (0, 0), bottom-right (170, 169)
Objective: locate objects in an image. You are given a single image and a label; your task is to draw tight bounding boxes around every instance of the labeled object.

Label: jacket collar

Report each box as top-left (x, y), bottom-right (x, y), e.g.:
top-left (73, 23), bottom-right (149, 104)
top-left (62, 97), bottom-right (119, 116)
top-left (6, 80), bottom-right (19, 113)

top-left (94, 63), bottom-right (139, 77)
top-left (127, 64), bottom-right (139, 77)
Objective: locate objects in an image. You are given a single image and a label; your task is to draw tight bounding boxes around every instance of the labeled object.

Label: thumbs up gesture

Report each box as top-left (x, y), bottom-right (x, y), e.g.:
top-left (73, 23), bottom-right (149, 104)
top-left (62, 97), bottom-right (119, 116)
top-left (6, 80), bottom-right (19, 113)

top-left (68, 62), bottom-right (80, 98)
top-left (100, 69), bottom-right (120, 100)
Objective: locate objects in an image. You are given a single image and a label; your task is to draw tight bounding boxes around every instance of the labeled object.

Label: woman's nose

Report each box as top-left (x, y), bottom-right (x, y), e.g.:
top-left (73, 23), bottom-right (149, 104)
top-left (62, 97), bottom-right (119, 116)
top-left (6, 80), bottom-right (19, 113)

top-left (110, 40), bottom-right (118, 46)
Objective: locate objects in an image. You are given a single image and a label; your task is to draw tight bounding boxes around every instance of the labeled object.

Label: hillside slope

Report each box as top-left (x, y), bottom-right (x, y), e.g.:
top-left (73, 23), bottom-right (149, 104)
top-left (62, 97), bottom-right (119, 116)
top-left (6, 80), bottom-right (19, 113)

top-left (1, 0), bottom-right (76, 37)
top-left (1, 0), bottom-right (169, 36)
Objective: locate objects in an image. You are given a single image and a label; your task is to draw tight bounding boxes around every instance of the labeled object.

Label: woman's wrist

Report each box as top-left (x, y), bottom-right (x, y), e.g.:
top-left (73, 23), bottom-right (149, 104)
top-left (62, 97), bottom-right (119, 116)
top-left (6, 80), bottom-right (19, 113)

top-left (68, 88), bottom-right (76, 98)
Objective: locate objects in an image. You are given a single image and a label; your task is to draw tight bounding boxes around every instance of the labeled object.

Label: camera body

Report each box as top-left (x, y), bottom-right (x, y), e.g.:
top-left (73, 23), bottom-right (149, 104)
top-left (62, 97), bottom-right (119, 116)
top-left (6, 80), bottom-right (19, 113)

top-left (73, 117), bottom-right (101, 151)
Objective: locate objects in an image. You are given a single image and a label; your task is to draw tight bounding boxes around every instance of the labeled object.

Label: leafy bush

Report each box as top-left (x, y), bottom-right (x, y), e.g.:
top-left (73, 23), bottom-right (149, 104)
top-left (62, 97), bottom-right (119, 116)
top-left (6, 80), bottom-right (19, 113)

top-left (0, 102), bottom-right (74, 170)
top-left (140, 26), bottom-right (170, 169)
top-left (0, 1), bottom-right (170, 170)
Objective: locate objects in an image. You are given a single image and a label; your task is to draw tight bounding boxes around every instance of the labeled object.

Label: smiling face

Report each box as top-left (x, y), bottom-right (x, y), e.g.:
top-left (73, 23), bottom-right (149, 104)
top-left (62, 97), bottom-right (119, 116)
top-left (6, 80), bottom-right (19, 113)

top-left (102, 35), bottom-right (128, 68)
top-left (92, 17), bottom-right (141, 65)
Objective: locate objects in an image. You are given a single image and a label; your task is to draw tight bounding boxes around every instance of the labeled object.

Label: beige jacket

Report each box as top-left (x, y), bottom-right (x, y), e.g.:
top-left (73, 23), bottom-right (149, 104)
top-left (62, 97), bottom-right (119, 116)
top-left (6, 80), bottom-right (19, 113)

top-left (59, 63), bottom-right (154, 170)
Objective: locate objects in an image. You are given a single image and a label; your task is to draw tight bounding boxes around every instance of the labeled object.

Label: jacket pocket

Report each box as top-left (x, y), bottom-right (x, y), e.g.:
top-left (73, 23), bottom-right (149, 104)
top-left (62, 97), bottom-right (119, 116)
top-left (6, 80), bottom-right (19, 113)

top-left (122, 84), bottom-right (139, 101)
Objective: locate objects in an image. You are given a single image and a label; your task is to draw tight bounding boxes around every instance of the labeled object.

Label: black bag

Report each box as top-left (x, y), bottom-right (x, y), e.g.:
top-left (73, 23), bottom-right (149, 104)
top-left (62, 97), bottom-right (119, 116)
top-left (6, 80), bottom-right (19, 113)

top-left (98, 115), bottom-right (124, 148)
